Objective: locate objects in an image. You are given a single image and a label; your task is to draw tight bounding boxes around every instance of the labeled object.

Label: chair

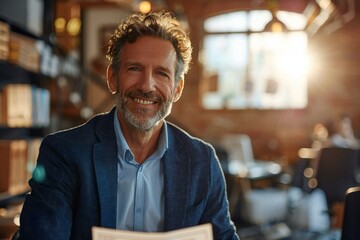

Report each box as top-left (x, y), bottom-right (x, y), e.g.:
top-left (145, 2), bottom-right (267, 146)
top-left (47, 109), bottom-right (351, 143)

top-left (220, 134), bottom-right (287, 225)
top-left (341, 186), bottom-right (360, 240)
top-left (315, 147), bottom-right (360, 209)
top-left (220, 134), bottom-right (282, 179)
top-left (314, 147), bottom-right (360, 229)
top-left (291, 157), bottom-right (312, 193)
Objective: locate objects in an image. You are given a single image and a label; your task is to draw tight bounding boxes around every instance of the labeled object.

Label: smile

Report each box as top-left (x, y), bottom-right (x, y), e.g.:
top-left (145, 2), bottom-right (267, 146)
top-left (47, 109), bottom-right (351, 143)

top-left (133, 98), bottom-right (156, 105)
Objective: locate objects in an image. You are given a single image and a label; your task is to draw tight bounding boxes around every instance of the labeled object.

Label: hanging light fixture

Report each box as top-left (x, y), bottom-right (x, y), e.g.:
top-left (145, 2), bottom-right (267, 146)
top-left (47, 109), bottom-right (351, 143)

top-left (263, 13), bottom-right (288, 32)
top-left (263, 0), bottom-right (288, 32)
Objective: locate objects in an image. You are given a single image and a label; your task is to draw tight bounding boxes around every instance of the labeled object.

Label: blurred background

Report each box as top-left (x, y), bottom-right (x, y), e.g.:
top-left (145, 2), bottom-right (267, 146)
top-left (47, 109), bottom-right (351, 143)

top-left (0, 0), bottom-right (360, 239)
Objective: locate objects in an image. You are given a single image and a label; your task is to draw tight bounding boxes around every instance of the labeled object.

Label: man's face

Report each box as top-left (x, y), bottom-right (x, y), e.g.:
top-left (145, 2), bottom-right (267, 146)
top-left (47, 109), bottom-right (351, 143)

top-left (108, 36), bottom-right (184, 132)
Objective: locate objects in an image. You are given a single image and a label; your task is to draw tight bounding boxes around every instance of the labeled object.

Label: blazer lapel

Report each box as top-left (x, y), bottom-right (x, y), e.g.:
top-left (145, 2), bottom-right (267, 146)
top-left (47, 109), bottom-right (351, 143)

top-left (93, 143), bottom-right (117, 228)
top-left (93, 109), bottom-right (118, 228)
top-left (163, 135), bottom-right (190, 231)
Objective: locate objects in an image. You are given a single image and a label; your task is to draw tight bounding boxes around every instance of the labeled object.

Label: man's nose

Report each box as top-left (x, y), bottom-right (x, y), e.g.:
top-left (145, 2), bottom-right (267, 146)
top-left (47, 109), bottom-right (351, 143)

top-left (139, 70), bottom-right (156, 93)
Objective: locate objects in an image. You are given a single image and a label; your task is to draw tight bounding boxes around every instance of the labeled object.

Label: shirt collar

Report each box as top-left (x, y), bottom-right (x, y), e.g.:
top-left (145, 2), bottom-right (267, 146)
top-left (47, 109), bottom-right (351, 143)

top-left (113, 109), bottom-right (168, 164)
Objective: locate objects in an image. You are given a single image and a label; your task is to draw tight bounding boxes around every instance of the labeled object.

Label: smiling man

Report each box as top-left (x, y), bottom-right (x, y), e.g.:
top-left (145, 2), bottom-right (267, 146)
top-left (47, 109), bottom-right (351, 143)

top-left (18, 10), bottom-right (239, 240)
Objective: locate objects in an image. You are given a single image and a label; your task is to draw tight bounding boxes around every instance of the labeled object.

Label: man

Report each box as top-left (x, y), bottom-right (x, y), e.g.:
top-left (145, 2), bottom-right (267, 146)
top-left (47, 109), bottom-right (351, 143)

top-left (327, 113), bottom-right (360, 149)
top-left (19, 10), bottom-right (239, 240)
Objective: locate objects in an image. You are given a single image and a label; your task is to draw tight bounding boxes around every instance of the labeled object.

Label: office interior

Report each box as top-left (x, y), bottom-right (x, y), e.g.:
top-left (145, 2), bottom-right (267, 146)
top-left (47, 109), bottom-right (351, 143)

top-left (0, 0), bottom-right (360, 239)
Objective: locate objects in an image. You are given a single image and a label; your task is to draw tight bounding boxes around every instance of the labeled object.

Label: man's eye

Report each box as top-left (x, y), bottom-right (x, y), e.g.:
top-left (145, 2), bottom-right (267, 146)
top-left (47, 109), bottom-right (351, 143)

top-left (128, 66), bottom-right (141, 71)
top-left (157, 71), bottom-right (169, 78)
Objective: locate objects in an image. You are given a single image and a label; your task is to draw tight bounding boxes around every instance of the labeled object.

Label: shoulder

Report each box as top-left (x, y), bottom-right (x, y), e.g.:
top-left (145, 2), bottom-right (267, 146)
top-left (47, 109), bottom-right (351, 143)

top-left (166, 122), bottom-right (214, 153)
top-left (43, 109), bottom-right (114, 146)
top-left (166, 122), bottom-right (218, 170)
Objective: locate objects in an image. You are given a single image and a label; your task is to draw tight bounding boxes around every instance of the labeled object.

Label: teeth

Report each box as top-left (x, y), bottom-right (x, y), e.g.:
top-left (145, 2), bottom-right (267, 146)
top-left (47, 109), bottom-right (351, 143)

top-left (134, 98), bottom-right (154, 105)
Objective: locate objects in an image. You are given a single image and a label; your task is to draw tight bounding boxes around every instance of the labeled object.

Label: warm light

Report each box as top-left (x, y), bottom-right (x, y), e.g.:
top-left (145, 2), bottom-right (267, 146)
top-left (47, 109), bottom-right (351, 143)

top-left (14, 214), bottom-right (20, 226)
top-left (280, 35), bottom-right (308, 74)
top-left (55, 17), bottom-right (66, 33)
top-left (298, 148), bottom-right (317, 159)
top-left (139, 1), bottom-right (151, 14)
top-left (304, 167), bottom-right (314, 178)
top-left (271, 22), bottom-right (285, 32)
top-left (308, 178), bottom-right (318, 188)
top-left (66, 18), bottom-right (81, 36)
top-left (260, 30), bottom-right (308, 108)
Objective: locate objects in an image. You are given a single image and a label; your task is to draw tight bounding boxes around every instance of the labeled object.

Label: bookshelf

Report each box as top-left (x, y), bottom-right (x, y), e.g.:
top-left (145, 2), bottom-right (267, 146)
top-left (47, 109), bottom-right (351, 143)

top-left (0, 15), bottom-right (58, 206)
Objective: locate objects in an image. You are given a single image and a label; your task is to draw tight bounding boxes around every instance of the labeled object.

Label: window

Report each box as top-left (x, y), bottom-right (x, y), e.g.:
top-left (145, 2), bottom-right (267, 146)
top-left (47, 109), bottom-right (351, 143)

top-left (200, 10), bottom-right (308, 109)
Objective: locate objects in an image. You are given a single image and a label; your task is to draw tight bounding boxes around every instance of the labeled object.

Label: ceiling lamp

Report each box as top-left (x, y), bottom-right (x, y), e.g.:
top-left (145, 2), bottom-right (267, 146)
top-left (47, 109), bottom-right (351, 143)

top-left (263, 0), bottom-right (288, 32)
top-left (263, 13), bottom-right (288, 32)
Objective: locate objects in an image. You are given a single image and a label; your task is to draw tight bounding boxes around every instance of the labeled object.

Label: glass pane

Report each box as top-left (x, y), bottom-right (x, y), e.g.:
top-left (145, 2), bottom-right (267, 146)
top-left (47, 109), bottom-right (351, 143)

top-left (204, 12), bottom-right (247, 32)
top-left (202, 34), bottom-right (248, 109)
top-left (277, 11), bottom-right (307, 30)
top-left (248, 32), bottom-right (308, 109)
top-left (248, 10), bottom-right (272, 31)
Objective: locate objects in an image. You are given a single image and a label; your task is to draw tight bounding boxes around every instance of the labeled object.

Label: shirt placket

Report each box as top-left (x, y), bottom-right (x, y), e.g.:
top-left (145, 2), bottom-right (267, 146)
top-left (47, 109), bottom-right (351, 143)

top-left (134, 164), bottom-right (145, 231)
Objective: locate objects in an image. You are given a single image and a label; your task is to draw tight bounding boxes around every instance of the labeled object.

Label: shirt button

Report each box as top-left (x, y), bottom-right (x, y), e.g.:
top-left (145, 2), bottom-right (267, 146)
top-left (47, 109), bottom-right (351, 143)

top-left (126, 154), bottom-right (132, 162)
top-left (136, 208), bottom-right (142, 214)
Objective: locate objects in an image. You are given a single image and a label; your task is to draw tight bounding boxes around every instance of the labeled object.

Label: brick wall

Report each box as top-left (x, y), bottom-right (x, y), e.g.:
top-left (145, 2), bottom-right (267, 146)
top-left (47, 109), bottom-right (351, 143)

top-left (169, 9), bottom-right (360, 165)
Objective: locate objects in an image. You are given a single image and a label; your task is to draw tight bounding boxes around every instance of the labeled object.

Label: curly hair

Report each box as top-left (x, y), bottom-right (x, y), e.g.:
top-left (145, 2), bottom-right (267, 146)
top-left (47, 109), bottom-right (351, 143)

top-left (106, 10), bottom-right (192, 83)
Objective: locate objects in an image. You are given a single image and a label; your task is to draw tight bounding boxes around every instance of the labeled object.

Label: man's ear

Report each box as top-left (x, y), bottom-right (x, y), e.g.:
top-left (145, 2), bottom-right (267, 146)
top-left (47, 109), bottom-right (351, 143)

top-left (107, 66), bottom-right (117, 94)
top-left (173, 79), bottom-right (184, 102)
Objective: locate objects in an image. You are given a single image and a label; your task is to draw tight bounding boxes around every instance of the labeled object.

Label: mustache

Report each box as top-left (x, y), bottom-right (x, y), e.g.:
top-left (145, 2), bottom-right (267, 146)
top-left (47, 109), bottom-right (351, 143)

top-left (126, 90), bottom-right (162, 102)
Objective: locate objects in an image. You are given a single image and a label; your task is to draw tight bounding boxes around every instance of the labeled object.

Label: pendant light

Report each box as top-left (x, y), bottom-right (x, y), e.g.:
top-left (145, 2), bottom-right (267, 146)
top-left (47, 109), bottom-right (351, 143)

top-left (263, 0), bottom-right (288, 32)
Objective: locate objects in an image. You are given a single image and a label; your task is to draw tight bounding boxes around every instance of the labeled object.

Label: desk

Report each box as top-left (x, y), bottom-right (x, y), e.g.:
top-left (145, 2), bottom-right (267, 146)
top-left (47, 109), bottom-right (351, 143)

top-left (228, 160), bottom-right (282, 180)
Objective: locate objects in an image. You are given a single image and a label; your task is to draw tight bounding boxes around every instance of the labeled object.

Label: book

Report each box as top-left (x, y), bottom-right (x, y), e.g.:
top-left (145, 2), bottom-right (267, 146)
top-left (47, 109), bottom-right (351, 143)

top-left (92, 223), bottom-right (213, 240)
top-left (0, 138), bottom-right (42, 195)
top-left (9, 32), bottom-right (40, 73)
top-left (2, 84), bottom-right (33, 127)
top-left (0, 140), bottom-right (28, 194)
top-left (0, 20), bottom-right (10, 60)
top-left (32, 86), bottom-right (50, 127)
top-left (0, 84), bottom-right (50, 127)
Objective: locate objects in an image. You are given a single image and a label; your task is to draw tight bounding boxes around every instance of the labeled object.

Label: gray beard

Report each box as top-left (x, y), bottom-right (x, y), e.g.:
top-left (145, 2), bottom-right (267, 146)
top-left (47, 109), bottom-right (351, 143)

top-left (115, 93), bottom-right (173, 132)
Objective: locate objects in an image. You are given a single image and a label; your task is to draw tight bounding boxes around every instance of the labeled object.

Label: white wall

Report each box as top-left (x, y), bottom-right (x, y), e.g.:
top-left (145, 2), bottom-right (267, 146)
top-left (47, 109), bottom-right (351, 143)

top-left (82, 7), bottom-right (129, 113)
top-left (83, 7), bottom-right (129, 68)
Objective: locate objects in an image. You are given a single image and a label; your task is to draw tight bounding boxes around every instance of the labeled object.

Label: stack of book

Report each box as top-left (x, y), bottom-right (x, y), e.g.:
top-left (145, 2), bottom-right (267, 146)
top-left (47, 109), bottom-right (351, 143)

top-left (0, 83), bottom-right (50, 127)
top-left (0, 138), bottom-right (42, 195)
top-left (0, 20), bottom-right (9, 60)
top-left (0, 19), bottom-right (61, 78)
top-left (9, 32), bottom-right (40, 73)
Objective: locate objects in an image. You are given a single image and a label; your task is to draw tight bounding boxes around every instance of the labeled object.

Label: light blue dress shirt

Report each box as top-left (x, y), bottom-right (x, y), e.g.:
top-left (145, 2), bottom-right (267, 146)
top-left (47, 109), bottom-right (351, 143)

top-left (113, 112), bottom-right (168, 232)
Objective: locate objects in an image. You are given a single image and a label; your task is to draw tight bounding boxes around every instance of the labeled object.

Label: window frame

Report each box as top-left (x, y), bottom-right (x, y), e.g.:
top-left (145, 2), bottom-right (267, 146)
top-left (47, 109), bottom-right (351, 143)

top-left (200, 10), bottom-right (309, 110)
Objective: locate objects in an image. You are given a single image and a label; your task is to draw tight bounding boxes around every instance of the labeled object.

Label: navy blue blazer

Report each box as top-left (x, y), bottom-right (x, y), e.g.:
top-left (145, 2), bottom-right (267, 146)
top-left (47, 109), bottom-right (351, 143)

top-left (20, 108), bottom-right (238, 240)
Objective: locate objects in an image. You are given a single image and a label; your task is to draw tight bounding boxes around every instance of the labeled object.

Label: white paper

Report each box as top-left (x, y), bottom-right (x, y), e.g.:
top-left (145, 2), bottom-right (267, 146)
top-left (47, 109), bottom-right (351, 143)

top-left (92, 223), bottom-right (213, 240)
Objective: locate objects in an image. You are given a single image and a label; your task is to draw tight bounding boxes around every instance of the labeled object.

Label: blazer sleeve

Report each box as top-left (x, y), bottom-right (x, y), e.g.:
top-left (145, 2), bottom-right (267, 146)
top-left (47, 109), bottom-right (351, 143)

top-left (19, 134), bottom-right (77, 240)
top-left (202, 145), bottom-right (239, 240)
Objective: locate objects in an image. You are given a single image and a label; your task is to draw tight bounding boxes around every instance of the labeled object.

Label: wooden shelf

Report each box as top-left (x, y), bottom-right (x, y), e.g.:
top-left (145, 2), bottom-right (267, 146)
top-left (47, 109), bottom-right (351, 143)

top-left (0, 191), bottom-right (28, 208)
top-left (0, 127), bottom-right (47, 139)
